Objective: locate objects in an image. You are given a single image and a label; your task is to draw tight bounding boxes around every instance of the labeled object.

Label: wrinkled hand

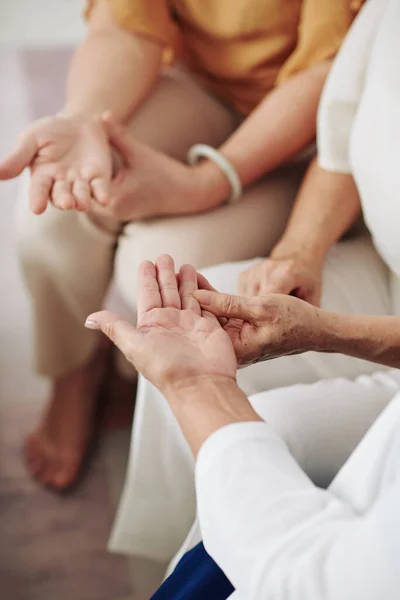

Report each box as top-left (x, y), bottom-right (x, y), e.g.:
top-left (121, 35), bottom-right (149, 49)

top-left (0, 114), bottom-right (112, 214)
top-left (85, 255), bottom-right (237, 392)
top-left (239, 254), bottom-right (323, 306)
top-left (91, 114), bottom-right (211, 221)
top-left (194, 279), bottom-right (321, 367)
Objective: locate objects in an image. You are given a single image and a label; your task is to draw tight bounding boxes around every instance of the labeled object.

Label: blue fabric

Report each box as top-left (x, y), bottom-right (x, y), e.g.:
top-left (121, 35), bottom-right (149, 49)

top-left (150, 542), bottom-right (234, 600)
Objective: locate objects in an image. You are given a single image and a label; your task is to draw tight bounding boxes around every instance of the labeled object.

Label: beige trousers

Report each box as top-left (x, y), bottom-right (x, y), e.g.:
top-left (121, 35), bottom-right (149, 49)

top-left (16, 67), bottom-right (308, 377)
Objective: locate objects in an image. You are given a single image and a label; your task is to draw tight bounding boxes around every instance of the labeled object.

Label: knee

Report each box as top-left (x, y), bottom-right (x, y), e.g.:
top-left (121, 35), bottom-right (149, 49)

top-left (16, 205), bottom-right (58, 271)
top-left (114, 240), bottom-right (141, 313)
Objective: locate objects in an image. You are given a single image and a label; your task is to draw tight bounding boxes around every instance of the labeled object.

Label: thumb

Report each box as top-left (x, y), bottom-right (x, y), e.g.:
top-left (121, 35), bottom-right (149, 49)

top-left (194, 290), bottom-right (256, 321)
top-left (102, 112), bottom-right (133, 165)
top-left (197, 272), bottom-right (218, 293)
top-left (85, 310), bottom-right (142, 362)
top-left (0, 132), bottom-right (38, 180)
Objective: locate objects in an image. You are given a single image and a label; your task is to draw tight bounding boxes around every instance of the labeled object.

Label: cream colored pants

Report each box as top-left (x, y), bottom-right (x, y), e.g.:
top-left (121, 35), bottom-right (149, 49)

top-left (16, 67), bottom-right (308, 377)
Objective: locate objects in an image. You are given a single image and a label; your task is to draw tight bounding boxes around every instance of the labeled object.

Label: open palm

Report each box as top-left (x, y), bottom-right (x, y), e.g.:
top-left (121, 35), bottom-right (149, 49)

top-left (0, 115), bottom-right (112, 213)
top-left (86, 256), bottom-right (237, 391)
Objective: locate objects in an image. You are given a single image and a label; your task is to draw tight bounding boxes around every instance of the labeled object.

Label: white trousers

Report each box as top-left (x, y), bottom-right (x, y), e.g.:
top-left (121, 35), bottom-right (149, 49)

top-left (109, 235), bottom-right (400, 572)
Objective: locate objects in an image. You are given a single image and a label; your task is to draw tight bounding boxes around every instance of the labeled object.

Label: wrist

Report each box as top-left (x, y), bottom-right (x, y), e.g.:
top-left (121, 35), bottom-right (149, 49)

top-left (190, 159), bottom-right (232, 211)
top-left (163, 373), bottom-right (260, 425)
top-left (162, 373), bottom-right (238, 401)
top-left (270, 235), bottom-right (327, 268)
top-left (59, 103), bottom-right (106, 120)
top-left (316, 310), bottom-right (364, 355)
top-left (161, 374), bottom-right (262, 456)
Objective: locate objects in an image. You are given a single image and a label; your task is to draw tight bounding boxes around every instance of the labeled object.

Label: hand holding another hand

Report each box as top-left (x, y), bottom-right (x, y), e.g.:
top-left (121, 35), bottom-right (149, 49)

top-left (194, 279), bottom-right (322, 367)
top-left (91, 114), bottom-right (223, 221)
top-left (85, 254), bottom-right (324, 391)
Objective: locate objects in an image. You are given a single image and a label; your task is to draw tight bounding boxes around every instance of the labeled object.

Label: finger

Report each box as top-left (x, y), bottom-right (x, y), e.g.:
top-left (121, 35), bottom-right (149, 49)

top-left (51, 180), bottom-right (76, 210)
top-left (102, 114), bottom-right (133, 164)
top-left (156, 255), bottom-right (181, 309)
top-left (260, 262), bottom-right (296, 296)
top-left (197, 272), bottom-right (218, 293)
top-left (29, 174), bottom-right (53, 214)
top-left (90, 177), bottom-right (109, 206)
top-left (194, 290), bottom-right (257, 321)
top-left (179, 264), bottom-right (201, 314)
top-left (137, 260), bottom-right (162, 320)
top-left (88, 198), bottom-right (110, 217)
top-left (72, 179), bottom-right (92, 210)
top-left (85, 310), bottom-right (142, 364)
top-left (246, 268), bottom-right (261, 298)
top-left (238, 271), bottom-right (247, 296)
top-left (0, 131), bottom-right (38, 180)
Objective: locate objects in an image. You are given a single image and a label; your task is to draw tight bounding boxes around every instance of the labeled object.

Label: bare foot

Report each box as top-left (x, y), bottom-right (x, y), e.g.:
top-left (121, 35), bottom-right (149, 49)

top-left (25, 347), bottom-right (109, 491)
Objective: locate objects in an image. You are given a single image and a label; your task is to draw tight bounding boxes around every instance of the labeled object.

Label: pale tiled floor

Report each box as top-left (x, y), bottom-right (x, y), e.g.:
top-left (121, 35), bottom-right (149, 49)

top-left (0, 48), bottom-right (165, 600)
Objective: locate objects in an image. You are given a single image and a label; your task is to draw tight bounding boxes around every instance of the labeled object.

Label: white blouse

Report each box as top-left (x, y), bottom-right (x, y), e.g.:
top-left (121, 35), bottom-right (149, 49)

top-left (195, 2), bottom-right (400, 598)
top-left (318, 0), bottom-right (400, 276)
top-left (196, 392), bottom-right (400, 600)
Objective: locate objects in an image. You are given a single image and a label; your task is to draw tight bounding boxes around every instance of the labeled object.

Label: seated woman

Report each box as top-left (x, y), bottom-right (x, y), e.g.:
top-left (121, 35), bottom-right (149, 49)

top-left (0, 0), bottom-right (361, 491)
top-left (106, 0), bottom-right (400, 579)
top-left (87, 252), bottom-right (400, 600)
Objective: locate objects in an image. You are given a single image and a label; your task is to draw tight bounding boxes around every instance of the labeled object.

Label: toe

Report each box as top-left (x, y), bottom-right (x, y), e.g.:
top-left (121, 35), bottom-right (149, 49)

top-left (52, 456), bottom-right (81, 491)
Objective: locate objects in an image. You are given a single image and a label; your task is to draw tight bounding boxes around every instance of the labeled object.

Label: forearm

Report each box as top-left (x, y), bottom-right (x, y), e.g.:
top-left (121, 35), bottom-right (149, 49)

top-left (316, 311), bottom-right (400, 369)
top-left (271, 160), bottom-right (361, 264)
top-left (163, 376), bottom-right (262, 457)
top-left (221, 61), bottom-right (331, 188)
top-left (62, 3), bottom-right (162, 120)
top-left (193, 62), bottom-right (334, 210)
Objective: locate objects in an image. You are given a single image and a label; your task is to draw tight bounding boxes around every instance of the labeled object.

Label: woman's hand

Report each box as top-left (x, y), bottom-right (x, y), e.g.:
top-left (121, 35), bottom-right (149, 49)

top-left (85, 255), bottom-right (237, 393)
top-left (91, 115), bottom-right (228, 221)
top-left (194, 284), bottom-right (322, 367)
top-left (239, 252), bottom-right (323, 306)
top-left (0, 114), bottom-right (112, 214)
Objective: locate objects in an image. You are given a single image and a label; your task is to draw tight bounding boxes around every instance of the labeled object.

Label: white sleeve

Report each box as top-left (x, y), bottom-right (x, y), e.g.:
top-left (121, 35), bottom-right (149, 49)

top-left (317, 0), bottom-right (388, 173)
top-left (196, 421), bottom-right (400, 600)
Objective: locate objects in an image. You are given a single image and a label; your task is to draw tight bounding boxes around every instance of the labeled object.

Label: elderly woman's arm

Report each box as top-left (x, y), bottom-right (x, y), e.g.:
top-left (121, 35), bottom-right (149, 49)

top-left (237, 161), bottom-right (362, 301)
top-left (239, 0), bottom-right (385, 299)
top-left (194, 381), bottom-right (400, 600)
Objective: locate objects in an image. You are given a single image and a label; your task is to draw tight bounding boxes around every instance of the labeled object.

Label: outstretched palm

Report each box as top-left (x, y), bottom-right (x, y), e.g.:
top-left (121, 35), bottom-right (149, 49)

top-left (0, 115), bottom-right (112, 213)
top-left (87, 256), bottom-right (237, 391)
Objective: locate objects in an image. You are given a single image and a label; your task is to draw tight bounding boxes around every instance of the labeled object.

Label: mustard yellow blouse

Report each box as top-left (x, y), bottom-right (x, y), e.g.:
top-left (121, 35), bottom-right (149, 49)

top-left (86, 0), bottom-right (364, 115)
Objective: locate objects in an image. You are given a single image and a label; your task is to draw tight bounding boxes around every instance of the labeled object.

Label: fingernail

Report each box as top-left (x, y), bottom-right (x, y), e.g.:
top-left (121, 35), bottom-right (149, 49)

top-left (85, 319), bottom-right (100, 330)
top-left (194, 290), bottom-right (211, 305)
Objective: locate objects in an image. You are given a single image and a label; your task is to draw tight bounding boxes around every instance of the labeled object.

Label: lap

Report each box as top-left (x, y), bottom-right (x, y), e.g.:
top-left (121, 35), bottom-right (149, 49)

top-left (125, 66), bottom-right (239, 161)
top-left (249, 369), bottom-right (400, 488)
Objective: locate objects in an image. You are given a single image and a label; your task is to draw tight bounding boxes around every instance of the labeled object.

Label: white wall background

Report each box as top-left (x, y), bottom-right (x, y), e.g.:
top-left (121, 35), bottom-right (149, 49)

top-left (0, 0), bottom-right (86, 46)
